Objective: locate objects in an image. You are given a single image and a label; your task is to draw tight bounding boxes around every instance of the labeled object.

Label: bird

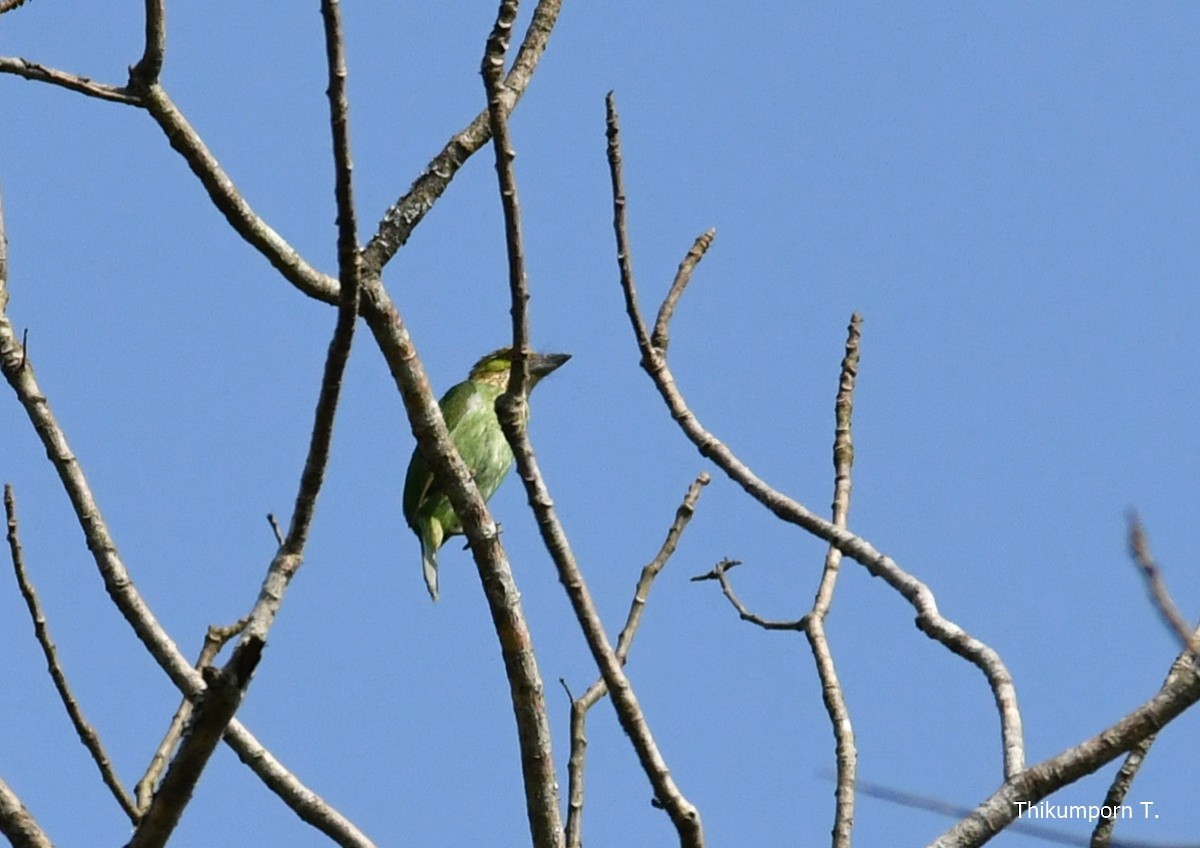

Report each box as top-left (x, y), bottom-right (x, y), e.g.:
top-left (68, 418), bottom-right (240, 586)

top-left (402, 347), bottom-right (571, 601)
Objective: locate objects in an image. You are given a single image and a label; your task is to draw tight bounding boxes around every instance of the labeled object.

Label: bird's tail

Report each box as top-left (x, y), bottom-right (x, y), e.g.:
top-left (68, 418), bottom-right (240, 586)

top-left (419, 522), bottom-right (442, 602)
top-left (422, 545), bottom-right (440, 602)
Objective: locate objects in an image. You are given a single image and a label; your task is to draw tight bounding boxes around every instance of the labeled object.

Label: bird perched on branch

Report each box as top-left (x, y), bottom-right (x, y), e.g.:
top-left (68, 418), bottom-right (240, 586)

top-left (403, 347), bottom-right (571, 601)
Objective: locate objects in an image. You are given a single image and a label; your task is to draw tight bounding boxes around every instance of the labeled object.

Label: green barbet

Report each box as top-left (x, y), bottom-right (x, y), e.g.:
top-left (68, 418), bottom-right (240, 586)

top-left (402, 347), bottom-right (570, 601)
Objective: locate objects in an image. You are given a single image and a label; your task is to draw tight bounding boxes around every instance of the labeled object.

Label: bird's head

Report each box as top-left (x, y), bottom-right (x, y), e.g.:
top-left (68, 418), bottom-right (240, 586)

top-left (469, 347), bottom-right (571, 390)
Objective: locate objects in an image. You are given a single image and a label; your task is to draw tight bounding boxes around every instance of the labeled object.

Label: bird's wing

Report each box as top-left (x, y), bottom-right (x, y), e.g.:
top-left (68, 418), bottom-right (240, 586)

top-left (439, 379), bottom-right (483, 433)
top-left (401, 381), bottom-right (482, 525)
top-left (401, 444), bottom-right (431, 528)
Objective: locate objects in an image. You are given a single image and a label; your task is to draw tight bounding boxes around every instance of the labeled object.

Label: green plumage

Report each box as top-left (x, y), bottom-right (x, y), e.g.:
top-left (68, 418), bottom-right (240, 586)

top-left (402, 348), bottom-right (570, 600)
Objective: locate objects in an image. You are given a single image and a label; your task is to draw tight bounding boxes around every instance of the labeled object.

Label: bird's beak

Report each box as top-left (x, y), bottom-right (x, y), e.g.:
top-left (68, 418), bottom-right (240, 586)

top-left (531, 351), bottom-right (571, 377)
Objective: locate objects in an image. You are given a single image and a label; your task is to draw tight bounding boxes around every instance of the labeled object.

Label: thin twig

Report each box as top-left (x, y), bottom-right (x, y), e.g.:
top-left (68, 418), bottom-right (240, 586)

top-left (483, 0), bottom-right (533, 400)
top-left (565, 473), bottom-right (709, 848)
top-left (360, 0), bottom-right (564, 275)
top-left (1091, 736), bottom-right (1153, 848)
top-left (691, 560), bottom-right (804, 630)
top-left (0, 180), bottom-right (53, 848)
top-left (266, 513), bottom-right (284, 546)
top-left (205, 0), bottom-right (365, 812)
top-left (0, 778), bottom-right (52, 848)
top-left (651, 229), bottom-right (714, 352)
top-left (604, 93), bottom-right (1026, 781)
top-left (274, 0), bottom-right (362, 561)
top-left (802, 313), bottom-right (862, 848)
top-left (812, 314), bottom-right (862, 619)
top-left (481, 71), bottom-right (702, 848)
top-left (4, 485), bottom-right (138, 823)
top-left (563, 702), bottom-right (587, 848)
top-left (128, 0), bottom-right (166, 86)
top-left (605, 93), bottom-right (653, 354)
top-left (615, 473), bottom-right (709, 659)
top-left (0, 57), bottom-right (138, 104)
top-left (1126, 513), bottom-right (1199, 656)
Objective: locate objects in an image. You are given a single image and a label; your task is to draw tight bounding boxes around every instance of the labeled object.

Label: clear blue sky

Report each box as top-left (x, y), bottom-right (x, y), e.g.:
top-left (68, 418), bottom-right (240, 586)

top-left (3, 3), bottom-right (1199, 846)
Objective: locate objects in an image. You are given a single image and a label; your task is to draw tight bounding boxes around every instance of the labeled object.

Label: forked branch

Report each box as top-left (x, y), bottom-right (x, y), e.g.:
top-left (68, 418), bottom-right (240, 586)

top-left (604, 90), bottom-right (1026, 781)
top-left (1091, 519), bottom-right (1200, 847)
top-left (565, 473), bottom-right (710, 848)
top-left (930, 660), bottom-right (1200, 848)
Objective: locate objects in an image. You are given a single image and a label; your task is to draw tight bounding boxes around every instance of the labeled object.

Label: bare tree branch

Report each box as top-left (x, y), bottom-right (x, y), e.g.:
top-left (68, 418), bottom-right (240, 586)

top-left (690, 559), bottom-right (804, 630)
top-left (1090, 625), bottom-right (1200, 847)
top-left (481, 28), bottom-right (704, 844)
top-left (136, 620), bottom-right (248, 812)
top-left (0, 57), bottom-right (137, 104)
top-left (361, 277), bottom-right (568, 848)
top-left (127, 643), bottom-right (263, 848)
top-left (5, 0), bottom-right (561, 297)
top-left (479, 4), bottom-right (564, 844)
top-left (852, 776), bottom-right (1194, 848)
top-left (1126, 513), bottom-right (1199, 657)
top-left (130, 6), bottom-right (367, 840)
top-left (360, 0), bottom-right (564, 275)
top-left (565, 473), bottom-right (710, 848)
top-left (613, 473), bottom-right (709, 661)
top-left (1091, 735), bottom-right (1154, 848)
top-left (498, 398), bottom-right (706, 843)
top-left (267, 0), bottom-right (362, 566)
top-left (0, 778), bottom-right (52, 848)
top-left (604, 91), bottom-right (1026, 781)
top-left (6, 12), bottom-right (567, 838)
top-left (4, 485), bottom-right (138, 822)
top-left (0, 183), bottom-right (52, 848)
top-left (483, 0), bottom-right (533, 399)
top-left (129, 38), bottom-right (576, 839)
top-left (128, 0), bottom-right (166, 86)
top-left (806, 313), bottom-right (862, 848)
top-left (0, 279), bottom-right (375, 847)
top-left (929, 662), bottom-right (1200, 848)
top-left (119, 44), bottom-right (575, 838)
top-left (686, 301), bottom-right (865, 848)
top-left (651, 230), bottom-right (714, 353)
top-left (493, 144), bottom-right (706, 848)
top-left (135, 84), bottom-right (339, 302)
